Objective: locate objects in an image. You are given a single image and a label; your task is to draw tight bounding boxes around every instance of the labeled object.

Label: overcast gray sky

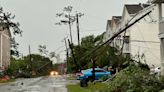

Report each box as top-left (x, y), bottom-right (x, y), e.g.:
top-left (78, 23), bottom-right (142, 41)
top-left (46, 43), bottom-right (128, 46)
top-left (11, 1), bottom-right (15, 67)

top-left (0, 0), bottom-right (146, 59)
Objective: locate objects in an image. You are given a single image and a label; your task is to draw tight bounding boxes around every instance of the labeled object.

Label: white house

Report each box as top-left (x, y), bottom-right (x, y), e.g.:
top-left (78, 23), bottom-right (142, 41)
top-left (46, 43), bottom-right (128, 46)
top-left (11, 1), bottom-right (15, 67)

top-left (151, 0), bottom-right (164, 75)
top-left (104, 20), bottom-right (112, 42)
top-left (104, 3), bottom-right (161, 67)
top-left (104, 16), bottom-right (122, 47)
top-left (0, 24), bottom-right (11, 71)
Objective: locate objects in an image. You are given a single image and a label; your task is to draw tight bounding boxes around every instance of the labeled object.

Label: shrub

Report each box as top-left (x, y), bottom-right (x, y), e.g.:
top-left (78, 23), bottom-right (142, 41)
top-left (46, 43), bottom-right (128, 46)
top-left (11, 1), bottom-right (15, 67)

top-left (101, 65), bottom-right (164, 92)
top-left (99, 75), bottom-right (109, 82)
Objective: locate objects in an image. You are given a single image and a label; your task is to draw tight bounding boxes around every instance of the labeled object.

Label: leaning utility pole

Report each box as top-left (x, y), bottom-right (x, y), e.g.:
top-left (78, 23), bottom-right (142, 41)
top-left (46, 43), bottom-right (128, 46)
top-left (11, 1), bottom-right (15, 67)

top-left (56, 6), bottom-right (84, 44)
top-left (76, 13), bottom-right (80, 46)
top-left (78, 10), bottom-right (152, 62)
top-left (56, 6), bottom-right (75, 44)
top-left (68, 14), bottom-right (73, 43)
top-left (68, 39), bottom-right (79, 70)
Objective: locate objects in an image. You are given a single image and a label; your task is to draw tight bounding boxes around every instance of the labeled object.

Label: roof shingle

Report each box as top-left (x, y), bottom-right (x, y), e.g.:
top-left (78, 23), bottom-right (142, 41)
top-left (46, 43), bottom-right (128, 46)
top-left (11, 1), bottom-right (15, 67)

top-left (125, 4), bottom-right (149, 14)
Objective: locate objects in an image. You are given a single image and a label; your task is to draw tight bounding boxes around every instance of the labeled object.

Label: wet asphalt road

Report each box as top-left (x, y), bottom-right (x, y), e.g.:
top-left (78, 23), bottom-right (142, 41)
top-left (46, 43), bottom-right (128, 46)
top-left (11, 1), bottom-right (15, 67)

top-left (0, 75), bottom-right (77, 92)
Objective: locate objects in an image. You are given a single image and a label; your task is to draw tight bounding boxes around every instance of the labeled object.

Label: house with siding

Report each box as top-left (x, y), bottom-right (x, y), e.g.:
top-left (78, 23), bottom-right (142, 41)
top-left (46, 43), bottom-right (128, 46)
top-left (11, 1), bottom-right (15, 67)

top-left (104, 20), bottom-right (112, 42)
top-left (0, 24), bottom-right (11, 71)
top-left (104, 16), bottom-right (122, 47)
top-left (151, 0), bottom-right (164, 75)
top-left (104, 3), bottom-right (161, 67)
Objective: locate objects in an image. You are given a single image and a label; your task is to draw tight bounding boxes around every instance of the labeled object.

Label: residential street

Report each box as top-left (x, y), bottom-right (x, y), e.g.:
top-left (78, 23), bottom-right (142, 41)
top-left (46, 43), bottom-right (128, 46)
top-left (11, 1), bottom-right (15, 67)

top-left (1, 0), bottom-right (164, 91)
top-left (0, 75), bottom-right (77, 92)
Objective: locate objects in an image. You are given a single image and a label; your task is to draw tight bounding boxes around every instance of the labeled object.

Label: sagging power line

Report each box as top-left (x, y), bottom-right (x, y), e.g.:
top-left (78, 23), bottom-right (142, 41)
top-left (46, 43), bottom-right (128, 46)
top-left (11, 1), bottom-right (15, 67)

top-left (78, 10), bottom-right (152, 62)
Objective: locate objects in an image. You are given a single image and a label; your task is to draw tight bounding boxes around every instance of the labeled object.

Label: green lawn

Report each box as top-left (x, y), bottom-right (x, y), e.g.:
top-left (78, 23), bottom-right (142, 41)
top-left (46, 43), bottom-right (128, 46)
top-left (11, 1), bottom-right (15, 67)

top-left (67, 82), bottom-right (108, 92)
top-left (0, 79), bottom-right (15, 83)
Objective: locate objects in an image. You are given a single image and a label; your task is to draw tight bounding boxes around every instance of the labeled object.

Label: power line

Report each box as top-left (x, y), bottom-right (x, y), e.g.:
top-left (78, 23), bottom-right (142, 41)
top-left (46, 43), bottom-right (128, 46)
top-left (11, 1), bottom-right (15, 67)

top-left (136, 24), bottom-right (160, 60)
top-left (131, 44), bottom-right (160, 61)
top-left (131, 44), bottom-right (160, 50)
top-left (80, 28), bottom-right (105, 32)
top-left (54, 45), bottom-right (65, 52)
top-left (78, 10), bottom-right (152, 62)
top-left (131, 40), bottom-right (160, 43)
top-left (115, 39), bottom-right (160, 43)
top-left (57, 50), bottom-right (65, 54)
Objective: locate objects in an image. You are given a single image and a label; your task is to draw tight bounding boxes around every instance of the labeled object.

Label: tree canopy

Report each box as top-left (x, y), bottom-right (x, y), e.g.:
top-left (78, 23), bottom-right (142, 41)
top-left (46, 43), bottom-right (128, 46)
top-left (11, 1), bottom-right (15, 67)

top-left (7, 54), bottom-right (53, 77)
top-left (0, 7), bottom-right (22, 57)
top-left (67, 33), bottom-right (130, 73)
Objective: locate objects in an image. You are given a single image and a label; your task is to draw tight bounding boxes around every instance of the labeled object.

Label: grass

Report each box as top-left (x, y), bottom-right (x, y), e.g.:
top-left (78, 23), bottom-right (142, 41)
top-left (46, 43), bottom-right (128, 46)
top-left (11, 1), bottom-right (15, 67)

top-left (67, 76), bottom-right (76, 80)
top-left (66, 74), bottom-right (77, 80)
top-left (0, 79), bottom-right (15, 83)
top-left (67, 82), bottom-right (108, 92)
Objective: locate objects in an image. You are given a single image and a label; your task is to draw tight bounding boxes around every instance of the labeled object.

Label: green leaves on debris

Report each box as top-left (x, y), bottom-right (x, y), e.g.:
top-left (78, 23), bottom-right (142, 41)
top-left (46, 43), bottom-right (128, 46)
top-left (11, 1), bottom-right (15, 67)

top-left (101, 64), bottom-right (164, 92)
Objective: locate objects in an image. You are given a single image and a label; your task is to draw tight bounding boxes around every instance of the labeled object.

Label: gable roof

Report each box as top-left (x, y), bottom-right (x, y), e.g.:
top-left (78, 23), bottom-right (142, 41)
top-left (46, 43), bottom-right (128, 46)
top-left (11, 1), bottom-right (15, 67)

top-left (112, 16), bottom-right (122, 25)
top-left (106, 20), bottom-right (112, 28)
top-left (151, 0), bottom-right (164, 3)
top-left (0, 23), bottom-right (11, 37)
top-left (125, 4), bottom-right (150, 14)
top-left (113, 16), bottom-right (122, 19)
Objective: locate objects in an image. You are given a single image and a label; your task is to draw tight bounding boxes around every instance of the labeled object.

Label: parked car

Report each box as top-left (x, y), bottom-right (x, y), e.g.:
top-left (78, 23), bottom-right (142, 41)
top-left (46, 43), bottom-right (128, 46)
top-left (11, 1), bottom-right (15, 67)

top-left (76, 68), bottom-right (111, 81)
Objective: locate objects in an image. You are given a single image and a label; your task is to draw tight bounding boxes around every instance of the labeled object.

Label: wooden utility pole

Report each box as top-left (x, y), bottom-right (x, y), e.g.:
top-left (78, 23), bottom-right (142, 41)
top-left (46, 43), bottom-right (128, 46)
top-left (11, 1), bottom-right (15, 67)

top-left (56, 6), bottom-right (74, 44)
top-left (29, 45), bottom-right (33, 74)
top-left (68, 39), bottom-right (79, 70)
top-left (78, 11), bottom-right (152, 62)
top-left (68, 14), bottom-right (73, 43)
top-left (91, 59), bottom-right (95, 82)
top-left (64, 38), bottom-right (69, 61)
top-left (76, 13), bottom-right (80, 46)
top-left (64, 38), bottom-right (69, 73)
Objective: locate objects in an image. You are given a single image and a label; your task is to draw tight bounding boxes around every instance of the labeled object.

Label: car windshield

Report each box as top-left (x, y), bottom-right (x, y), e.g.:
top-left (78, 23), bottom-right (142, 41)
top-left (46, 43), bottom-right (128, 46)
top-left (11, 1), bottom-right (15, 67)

top-left (81, 69), bottom-right (91, 73)
top-left (82, 68), bottom-right (106, 73)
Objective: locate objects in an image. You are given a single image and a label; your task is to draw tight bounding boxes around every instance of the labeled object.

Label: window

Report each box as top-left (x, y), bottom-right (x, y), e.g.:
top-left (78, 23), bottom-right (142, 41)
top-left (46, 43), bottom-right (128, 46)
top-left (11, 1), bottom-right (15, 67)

top-left (123, 36), bottom-right (130, 51)
top-left (94, 69), bottom-right (105, 73)
top-left (123, 36), bottom-right (129, 43)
